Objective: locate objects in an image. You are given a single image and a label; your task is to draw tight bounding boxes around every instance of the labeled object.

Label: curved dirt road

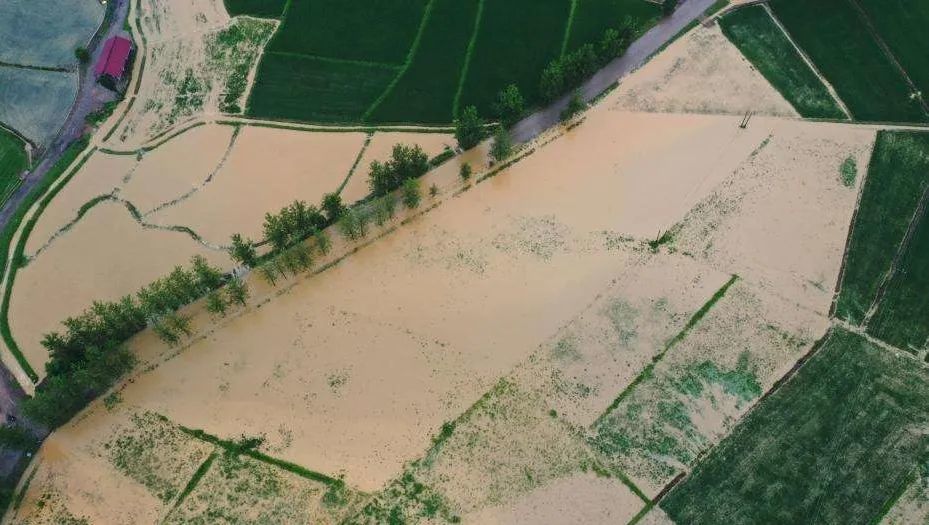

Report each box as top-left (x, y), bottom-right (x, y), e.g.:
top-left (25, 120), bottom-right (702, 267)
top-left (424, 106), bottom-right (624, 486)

top-left (511, 0), bottom-right (717, 143)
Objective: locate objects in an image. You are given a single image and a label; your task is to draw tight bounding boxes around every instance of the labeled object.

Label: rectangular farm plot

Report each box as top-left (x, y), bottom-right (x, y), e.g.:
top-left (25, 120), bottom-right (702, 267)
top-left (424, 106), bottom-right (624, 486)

top-left (459, 0), bottom-right (572, 112)
top-left (566, 0), bottom-right (660, 53)
top-left (661, 327), bottom-right (929, 525)
top-left (719, 6), bottom-right (845, 119)
top-left (0, 0), bottom-right (104, 68)
top-left (835, 132), bottom-right (929, 325)
top-left (0, 66), bottom-right (77, 147)
top-left (768, 0), bottom-right (926, 123)
top-left (268, 0), bottom-right (428, 64)
top-left (223, 0), bottom-right (287, 18)
top-left (0, 127), bottom-right (27, 204)
top-left (247, 53), bottom-right (399, 122)
top-left (368, 0), bottom-right (481, 124)
top-left (857, 0), bottom-right (929, 112)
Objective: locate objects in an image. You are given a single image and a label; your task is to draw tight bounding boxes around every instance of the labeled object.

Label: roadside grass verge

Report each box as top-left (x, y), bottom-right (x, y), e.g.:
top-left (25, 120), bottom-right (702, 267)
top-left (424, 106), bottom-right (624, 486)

top-left (768, 0), bottom-right (926, 123)
top-left (247, 54), bottom-right (398, 123)
top-left (566, 0), bottom-right (660, 53)
top-left (266, 0), bottom-right (428, 64)
top-left (661, 327), bottom-right (929, 524)
top-left (0, 137), bottom-right (92, 382)
top-left (368, 0), bottom-right (480, 124)
top-left (834, 131), bottom-right (929, 325)
top-left (457, 0), bottom-right (572, 114)
top-left (719, 5), bottom-right (845, 119)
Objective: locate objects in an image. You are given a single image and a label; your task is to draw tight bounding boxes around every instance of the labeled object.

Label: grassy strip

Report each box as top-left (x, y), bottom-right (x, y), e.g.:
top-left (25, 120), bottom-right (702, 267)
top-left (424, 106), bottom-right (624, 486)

top-left (162, 451), bottom-right (218, 521)
top-left (451, 0), bottom-right (485, 117)
top-left (560, 0), bottom-right (580, 58)
top-left (336, 133), bottom-right (373, 195)
top-left (217, 119), bottom-right (455, 134)
top-left (628, 501), bottom-right (656, 525)
top-left (177, 426), bottom-right (341, 486)
top-left (362, 0), bottom-right (437, 121)
top-left (0, 138), bottom-right (93, 383)
top-left (593, 274), bottom-right (739, 427)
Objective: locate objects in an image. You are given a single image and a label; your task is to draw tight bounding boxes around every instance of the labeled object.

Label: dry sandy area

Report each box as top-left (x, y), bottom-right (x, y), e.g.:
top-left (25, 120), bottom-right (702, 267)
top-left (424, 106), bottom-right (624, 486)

top-left (613, 24), bottom-right (798, 118)
top-left (107, 0), bottom-right (275, 149)
top-left (25, 153), bottom-right (137, 256)
top-left (340, 132), bottom-right (456, 206)
top-left (881, 478), bottom-right (929, 525)
top-left (9, 202), bottom-right (229, 378)
top-left (148, 126), bottom-right (367, 244)
top-left (120, 124), bottom-right (236, 215)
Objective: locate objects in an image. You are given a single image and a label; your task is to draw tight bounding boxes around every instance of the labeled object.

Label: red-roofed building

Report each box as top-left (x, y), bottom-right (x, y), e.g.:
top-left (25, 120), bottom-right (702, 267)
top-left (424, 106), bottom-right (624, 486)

top-left (95, 36), bottom-right (134, 90)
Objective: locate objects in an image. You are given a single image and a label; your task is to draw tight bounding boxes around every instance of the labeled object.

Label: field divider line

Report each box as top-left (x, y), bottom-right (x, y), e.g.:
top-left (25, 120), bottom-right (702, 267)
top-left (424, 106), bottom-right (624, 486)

top-left (361, 0), bottom-right (437, 121)
top-left (761, 4), bottom-right (853, 120)
top-left (174, 424), bottom-right (347, 488)
top-left (336, 132), bottom-right (374, 196)
top-left (591, 274), bottom-right (739, 429)
top-left (0, 60), bottom-right (73, 74)
top-left (560, 0), bottom-right (579, 58)
top-left (160, 451), bottom-right (218, 523)
top-left (264, 50), bottom-right (402, 71)
top-left (861, 181), bottom-right (929, 328)
top-left (452, 0), bottom-right (486, 118)
top-left (845, 0), bottom-right (929, 118)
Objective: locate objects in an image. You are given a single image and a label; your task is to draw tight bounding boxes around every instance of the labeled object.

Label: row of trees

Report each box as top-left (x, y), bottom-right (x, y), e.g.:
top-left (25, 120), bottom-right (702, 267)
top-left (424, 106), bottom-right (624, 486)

top-left (368, 144), bottom-right (430, 197)
top-left (25, 256), bottom-right (246, 427)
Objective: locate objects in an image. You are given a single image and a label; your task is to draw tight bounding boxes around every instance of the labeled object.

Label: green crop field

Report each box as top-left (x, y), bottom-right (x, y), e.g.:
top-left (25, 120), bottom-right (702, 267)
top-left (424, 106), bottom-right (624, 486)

top-left (268, 0), bottom-right (428, 65)
top-left (857, 0), bottom-right (929, 112)
top-left (0, 128), bottom-right (27, 204)
top-left (247, 54), bottom-right (399, 123)
top-left (719, 6), bottom-right (845, 119)
top-left (662, 327), bottom-right (929, 525)
top-left (566, 0), bottom-right (659, 52)
top-left (835, 132), bottom-right (929, 325)
top-left (245, 0), bottom-right (657, 124)
top-left (768, 0), bottom-right (926, 123)
top-left (457, 0), bottom-right (571, 114)
top-left (223, 0), bottom-right (286, 18)
top-left (368, 0), bottom-right (480, 123)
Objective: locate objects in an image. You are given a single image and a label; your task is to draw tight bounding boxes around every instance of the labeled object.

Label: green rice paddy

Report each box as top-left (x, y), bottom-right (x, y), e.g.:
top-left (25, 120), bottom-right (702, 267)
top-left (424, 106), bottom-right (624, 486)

top-left (662, 327), bottom-right (929, 524)
top-left (0, 128), bottom-right (26, 205)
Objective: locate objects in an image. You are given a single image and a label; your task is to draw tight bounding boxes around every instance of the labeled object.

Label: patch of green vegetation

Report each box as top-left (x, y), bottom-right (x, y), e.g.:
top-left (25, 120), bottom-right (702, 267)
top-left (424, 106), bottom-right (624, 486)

top-left (459, 0), bottom-right (571, 113)
top-left (566, 0), bottom-right (660, 53)
top-left (207, 17), bottom-right (276, 114)
top-left (248, 54), bottom-right (398, 122)
top-left (662, 327), bottom-right (929, 524)
top-left (102, 391), bottom-right (122, 410)
top-left (84, 99), bottom-right (120, 128)
top-left (857, 0), bottom-right (929, 113)
top-left (0, 128), bottom-right (26, 207)
top-left (835, 132), bottom-right (929, 324)
top-left (268, 0), bottom-right (428, 64)
top-left (222, 0), bottom-right (286, 18)
top-left (719, 5), bottom-right (845, 119)
top-left (369, 0), bottom-right (480, 124)
top-left (769, 0), bottom-right (926, 122)
top-left (347, 470), bottom-right (460, 525)
top-left (839, 155), bottom-right (857, 187)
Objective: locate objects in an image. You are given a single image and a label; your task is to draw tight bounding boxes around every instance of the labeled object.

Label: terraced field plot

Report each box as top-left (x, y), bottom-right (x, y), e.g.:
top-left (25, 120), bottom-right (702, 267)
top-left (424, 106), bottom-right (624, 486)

top-left (722, 0), bottom-right (929, 123)
top-left (246, 0), bottom-right (661, 123)
top-left (661, 327), bottom-right (929, 525)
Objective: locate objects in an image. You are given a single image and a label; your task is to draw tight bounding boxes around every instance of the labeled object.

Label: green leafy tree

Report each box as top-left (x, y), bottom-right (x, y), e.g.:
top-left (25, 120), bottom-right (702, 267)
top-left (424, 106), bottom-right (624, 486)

top-left (561, 90), bottom-right (586, 121)
top-left (0, 425), bottom-right (37, 452)
top-left (226, 277), bottom-right (249, 306)
top-left (75, 46), bottom-right (90, 63)
top-left (455, 106), bottom-right (485, 150)
top-left (490, 126), bottom-right (513, 162)
top-left (206, 290), bottom-right (227, 318)
top-left (429, 184), bottom-right (440, 198)
top-left (229, 233), bottom-right (258, 267)
top-left (368, 144), bottom-right (430, 196)
top-left (263, 212), bottom-right (290, 252)
top-left (493, 84), bottom-right (525, 126)
top-left (373, 195), bottom-right (397, 226)
top-left (322, 193), bottom-right (345, 222)
top-left (338, 209), bottom-right (369, 241)
top-left (259, 262), bottom-right (279, 286)
top-left (459, 163), bottom-right (472, 182)
top-left (402, 178), bottom-right (422, 210)
top-left (540, 61), bottom-right (566, 102)
top-left (191, 255), bottom-right (224, 292)
top-left (314, 230), bottom-right (331, 256)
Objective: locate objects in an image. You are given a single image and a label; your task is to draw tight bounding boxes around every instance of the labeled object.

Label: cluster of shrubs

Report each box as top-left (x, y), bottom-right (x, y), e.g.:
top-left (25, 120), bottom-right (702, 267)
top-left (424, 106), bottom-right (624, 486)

top-left (24, 255), bottom-right (238, 428)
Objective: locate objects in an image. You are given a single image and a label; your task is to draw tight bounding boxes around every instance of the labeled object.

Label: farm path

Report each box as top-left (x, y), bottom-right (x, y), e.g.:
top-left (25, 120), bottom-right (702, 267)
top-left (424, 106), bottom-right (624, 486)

top-left (511, 0), bottom-right (718, 143)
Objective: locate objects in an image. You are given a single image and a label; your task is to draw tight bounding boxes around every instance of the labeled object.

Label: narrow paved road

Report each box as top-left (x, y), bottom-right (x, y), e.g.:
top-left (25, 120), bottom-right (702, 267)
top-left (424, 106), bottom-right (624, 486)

top-left (512, 0), bottom-right (717, 143)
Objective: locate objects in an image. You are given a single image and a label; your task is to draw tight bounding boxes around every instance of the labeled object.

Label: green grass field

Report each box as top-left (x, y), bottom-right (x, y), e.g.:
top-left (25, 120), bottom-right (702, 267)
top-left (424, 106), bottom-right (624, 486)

top-left (868, 207), bottom-right (929, 351)
top-left (566, 0), bottom-right (659, 53)
top-left (0, 129), bottom-right (26, 205)
top-left (247, 54), bottom-right (399, 123)
top-left (246, 0), bottom-right (654, 124)
top-left (835, 132), bottom-right (929, 325)
top-left (458, 0), bottom-right (571, 114)
top-left (662, 327), bottom-right (929, 524)
top-left (368, 0), bottom-right (480, 123)
top-left (857, 0), bottom-right (929, 113)
top-left (268, 0), bottom-right (428, 65)
top-left (719, 6), bottom-right (845, 119)
top-left (768, 0), bottom-right (926, 123)
top-left (222, 0), bottom-right (286, 18)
